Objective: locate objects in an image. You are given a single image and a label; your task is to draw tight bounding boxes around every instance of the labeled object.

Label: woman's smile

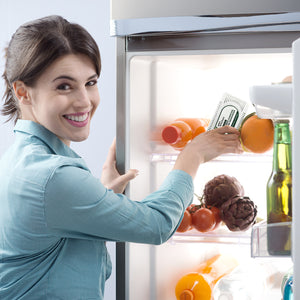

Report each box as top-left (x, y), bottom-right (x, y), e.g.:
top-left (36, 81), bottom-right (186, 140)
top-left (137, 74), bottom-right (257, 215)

top-left (63, 111), bottom-right (90, 127)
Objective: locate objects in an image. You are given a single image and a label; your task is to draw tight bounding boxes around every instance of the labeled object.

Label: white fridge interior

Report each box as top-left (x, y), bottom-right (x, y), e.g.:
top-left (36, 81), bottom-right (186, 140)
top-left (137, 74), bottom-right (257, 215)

top-left (124, 48), bottom-right (294, 299)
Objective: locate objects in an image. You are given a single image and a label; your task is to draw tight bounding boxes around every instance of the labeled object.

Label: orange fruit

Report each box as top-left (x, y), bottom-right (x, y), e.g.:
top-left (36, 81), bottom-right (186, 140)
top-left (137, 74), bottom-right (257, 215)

top-left (240, 113), bottom-right (274, 153)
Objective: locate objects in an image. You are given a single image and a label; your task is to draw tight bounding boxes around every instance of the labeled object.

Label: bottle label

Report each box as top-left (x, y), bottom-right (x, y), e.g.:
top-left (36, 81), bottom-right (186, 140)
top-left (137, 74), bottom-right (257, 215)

top-left (207, 93), bottom-right (249, 130)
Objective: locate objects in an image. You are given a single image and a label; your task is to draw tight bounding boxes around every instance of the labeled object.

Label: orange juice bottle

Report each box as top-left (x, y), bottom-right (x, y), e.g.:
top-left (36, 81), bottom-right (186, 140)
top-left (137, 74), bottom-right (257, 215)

top-left (175, 254), bottom-right (238, 300)
top-left (175, 273), bottom-right (211, 300)
top-left (161, 118), bottom-right (208, 150)
top-left (178, 118), bottom-right (209, 138)
top-left (161, 120), bottom-right (193, 150)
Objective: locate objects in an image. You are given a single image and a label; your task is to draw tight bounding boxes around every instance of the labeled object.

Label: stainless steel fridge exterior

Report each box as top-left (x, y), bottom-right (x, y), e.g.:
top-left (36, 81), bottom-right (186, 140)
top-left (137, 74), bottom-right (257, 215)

top-left (110, 0), bottom-right (300, 20)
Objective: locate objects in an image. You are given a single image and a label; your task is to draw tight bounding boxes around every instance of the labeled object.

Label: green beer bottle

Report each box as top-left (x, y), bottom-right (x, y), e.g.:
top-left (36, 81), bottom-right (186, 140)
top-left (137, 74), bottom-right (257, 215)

top-left (267, 120), bottom-right (292, 255)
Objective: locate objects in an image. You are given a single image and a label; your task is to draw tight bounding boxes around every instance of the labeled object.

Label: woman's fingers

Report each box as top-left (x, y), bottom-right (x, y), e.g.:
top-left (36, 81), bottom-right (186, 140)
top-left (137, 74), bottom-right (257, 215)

top-left (215, 125), bottom-right (240, 135)
top-left (105, 138), bottom-right (117, 165)
top-left (107, 169), bottom-right (139, 194)
top-left (101, 138), bottom-right (139, 193)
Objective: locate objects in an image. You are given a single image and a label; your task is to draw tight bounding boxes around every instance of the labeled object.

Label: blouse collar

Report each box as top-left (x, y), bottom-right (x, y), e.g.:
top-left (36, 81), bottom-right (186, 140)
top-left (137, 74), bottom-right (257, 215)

top-left (14, 120), bottom-right (81, 159)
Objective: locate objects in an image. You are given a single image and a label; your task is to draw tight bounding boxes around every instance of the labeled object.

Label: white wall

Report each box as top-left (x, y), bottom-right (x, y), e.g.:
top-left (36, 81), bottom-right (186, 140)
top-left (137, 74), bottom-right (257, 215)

top-left (0, 1), bottom-right (116, 299)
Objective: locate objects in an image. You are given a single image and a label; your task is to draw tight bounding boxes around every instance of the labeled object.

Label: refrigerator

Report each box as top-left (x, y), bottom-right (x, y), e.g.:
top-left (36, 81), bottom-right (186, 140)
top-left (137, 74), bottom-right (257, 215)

top-left (110, 1), bottom-right (300, 299)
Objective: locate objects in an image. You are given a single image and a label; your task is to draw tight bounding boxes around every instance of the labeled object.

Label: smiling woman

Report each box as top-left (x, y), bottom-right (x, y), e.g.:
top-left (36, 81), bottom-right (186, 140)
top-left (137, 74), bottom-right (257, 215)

top-left (2, 16), bottom-right (101, 125)
top-left (0, 15), bottom-right (243, 300)
top-left (13, 53), bottom-right (100, 145)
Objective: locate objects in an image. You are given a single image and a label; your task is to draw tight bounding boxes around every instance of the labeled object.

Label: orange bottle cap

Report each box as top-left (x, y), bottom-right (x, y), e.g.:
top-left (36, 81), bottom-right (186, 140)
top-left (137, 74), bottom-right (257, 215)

top-left (180, 290), bottom-right (194, 300)
top-left (162, 125), bottom-right (182, 144)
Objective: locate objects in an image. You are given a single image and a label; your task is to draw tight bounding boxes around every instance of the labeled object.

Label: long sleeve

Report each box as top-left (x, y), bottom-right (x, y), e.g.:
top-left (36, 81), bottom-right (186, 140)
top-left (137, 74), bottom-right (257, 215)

top-left (45, 166), bottom-right (193, 244)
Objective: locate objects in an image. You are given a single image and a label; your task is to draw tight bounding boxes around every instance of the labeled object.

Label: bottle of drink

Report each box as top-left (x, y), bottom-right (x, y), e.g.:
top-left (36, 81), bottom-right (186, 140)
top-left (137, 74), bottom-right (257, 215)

top-left (281, 267), bottom-right (293, 300)
top-left (212, 261), bottom-right (277, 300)
top-left (178, 118), bottom-right (209, 138)
top-left (161, 118), bottom-right (208, 150)
top-left (175, 254), bottom-right (238, 300)
top-left (266, 120), bottom-right (292, 255)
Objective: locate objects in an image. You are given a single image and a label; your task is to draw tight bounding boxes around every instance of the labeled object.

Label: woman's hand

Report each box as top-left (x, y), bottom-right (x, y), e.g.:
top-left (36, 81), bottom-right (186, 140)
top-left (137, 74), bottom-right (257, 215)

top-left (173, 126), bottom-right (243, 179)
top-left (101, 138), bottom-right (138, 193)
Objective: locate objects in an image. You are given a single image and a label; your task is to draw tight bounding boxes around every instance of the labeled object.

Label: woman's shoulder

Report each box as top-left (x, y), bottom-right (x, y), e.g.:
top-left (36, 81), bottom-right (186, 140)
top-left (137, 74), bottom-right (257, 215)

top-left (5, 136), bottom-right (90, 190)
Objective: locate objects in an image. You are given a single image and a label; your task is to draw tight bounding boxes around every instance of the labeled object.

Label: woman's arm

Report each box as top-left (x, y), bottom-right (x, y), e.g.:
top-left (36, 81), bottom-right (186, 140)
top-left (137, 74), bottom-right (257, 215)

top-left (174, 125), bottom-right (243, 179)
top-left (101, 126), bottom-right (242, 192)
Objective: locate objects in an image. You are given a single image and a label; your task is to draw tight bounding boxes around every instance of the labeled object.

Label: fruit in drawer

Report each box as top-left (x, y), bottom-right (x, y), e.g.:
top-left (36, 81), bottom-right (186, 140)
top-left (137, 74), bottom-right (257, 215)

top-left (220, 195), bottom-right (257, 231)
top-left (240, 113), bottom-right (274, 153)
top-left (191, 207), bottom-right (216, 233)
top-left (176, 209), bottom-right (192, 232)
top-left (203, 174), bottom-right (244, 208)
top-left (210, 206), bottom-right (222, 229)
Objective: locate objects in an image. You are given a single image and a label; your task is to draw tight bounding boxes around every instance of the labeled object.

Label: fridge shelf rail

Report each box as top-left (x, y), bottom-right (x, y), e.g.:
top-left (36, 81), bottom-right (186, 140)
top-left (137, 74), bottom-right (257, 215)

top-left (170, 225), bottom-right (251, 245)
top-left (150, 152), bottom-right (272, 164)
top-left (251, 221), bottom-right (292, 257)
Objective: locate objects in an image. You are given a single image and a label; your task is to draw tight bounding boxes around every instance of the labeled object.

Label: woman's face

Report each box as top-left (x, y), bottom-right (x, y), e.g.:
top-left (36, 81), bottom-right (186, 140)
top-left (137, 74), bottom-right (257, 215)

top-left (21, 54), bottom-right (100, 146)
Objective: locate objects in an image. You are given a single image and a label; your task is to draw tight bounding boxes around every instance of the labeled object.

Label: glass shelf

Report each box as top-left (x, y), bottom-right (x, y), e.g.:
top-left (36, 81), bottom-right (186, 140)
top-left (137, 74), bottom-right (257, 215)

top-left (170, 221), bottom-right (292, 259)
top-left (150, 152), bottom-right (272, 164)
top-left (251, 221), bottom-right (292, 257)
top-left (170, 225), bottom-right (251, 245)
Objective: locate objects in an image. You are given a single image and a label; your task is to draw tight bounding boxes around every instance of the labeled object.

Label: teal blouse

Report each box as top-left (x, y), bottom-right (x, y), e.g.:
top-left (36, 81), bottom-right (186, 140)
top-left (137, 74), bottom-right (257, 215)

top-left (0, 120), bottom-right (193, 299)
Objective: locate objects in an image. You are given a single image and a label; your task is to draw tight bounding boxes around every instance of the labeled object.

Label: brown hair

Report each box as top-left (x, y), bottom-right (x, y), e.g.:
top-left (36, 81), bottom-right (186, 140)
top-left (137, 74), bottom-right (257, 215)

top-left (1, 15), bottom-right (101, 123)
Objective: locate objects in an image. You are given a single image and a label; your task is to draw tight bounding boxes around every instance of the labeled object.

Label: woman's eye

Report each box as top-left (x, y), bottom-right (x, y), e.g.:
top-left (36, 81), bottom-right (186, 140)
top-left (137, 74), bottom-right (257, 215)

top-left (57, 83), bottom-right (71, 91)
top-left (86, 80), bottom-right (98, 87)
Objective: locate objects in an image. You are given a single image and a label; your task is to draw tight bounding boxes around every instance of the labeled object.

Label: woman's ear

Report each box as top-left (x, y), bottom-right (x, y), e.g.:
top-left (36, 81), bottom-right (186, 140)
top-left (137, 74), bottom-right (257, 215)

top-left (12, 81), bottom-right (31, 105)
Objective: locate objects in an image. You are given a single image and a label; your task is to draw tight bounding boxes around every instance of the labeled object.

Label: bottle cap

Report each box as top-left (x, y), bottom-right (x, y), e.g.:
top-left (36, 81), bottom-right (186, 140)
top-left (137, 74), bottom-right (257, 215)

top-left (180, 289), bottom-right (194, 300)
top-left (162, 125), bottom-right (181, 144)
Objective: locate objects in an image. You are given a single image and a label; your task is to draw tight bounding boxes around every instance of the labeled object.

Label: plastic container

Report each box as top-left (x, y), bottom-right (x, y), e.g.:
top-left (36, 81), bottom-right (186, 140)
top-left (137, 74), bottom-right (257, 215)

top-left (212, 261), bottom-right (279, 300)
top-left (175, 254), bottom-right (238, 300)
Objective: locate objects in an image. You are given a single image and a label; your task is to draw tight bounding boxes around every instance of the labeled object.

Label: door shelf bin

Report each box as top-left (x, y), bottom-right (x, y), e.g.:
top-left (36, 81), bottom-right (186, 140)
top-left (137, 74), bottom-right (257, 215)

top-left (251, 221), bottom-right (292, 257)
